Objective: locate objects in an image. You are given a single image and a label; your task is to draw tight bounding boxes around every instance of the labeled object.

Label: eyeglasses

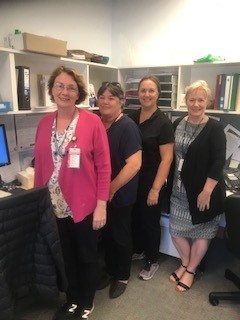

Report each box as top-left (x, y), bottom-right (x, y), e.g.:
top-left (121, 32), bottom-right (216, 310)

top-left (53, 82), bottom-right (79, 93)
top-left (102, 81), bottom-right (121, 88)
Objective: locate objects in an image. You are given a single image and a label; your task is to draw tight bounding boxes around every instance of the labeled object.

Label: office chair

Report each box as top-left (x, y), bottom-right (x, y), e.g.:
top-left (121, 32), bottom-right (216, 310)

top-left (209, 194), bottom-right (240, 306)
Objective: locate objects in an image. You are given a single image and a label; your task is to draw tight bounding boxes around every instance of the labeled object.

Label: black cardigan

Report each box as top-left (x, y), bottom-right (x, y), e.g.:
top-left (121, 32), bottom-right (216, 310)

top-left (0, 187), bottom-right (67, 320)
top-left (170, 117), bottom-right (226, 225)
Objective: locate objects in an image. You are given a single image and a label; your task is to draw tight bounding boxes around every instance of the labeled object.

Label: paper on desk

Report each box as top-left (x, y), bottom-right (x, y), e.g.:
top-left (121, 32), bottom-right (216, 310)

top-left (229, 159), bottom-right (240, 169)
top-left (0, 190), bottom-right (12, 198)
top-left (226, 190), bottom-right (234, 197)
top-left (231, 147), bottom-right (240, 163)
top-left (224, 124), bottom-right (240, 160)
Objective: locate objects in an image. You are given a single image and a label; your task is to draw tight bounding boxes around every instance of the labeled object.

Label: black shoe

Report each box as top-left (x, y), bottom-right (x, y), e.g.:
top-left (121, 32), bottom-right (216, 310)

top-left (109, 280), bottom-right (127, 299)
top-left (52, 302), bottom-right (82, 320)
top-left (97, 273), bottom-right (113, 290)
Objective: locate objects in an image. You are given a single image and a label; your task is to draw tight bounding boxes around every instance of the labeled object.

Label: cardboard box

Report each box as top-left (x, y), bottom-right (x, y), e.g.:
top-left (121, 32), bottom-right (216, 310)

top-left (0, 101), bottom-right (11, 112)
top-left (9, 32), bottom-right (67, 57)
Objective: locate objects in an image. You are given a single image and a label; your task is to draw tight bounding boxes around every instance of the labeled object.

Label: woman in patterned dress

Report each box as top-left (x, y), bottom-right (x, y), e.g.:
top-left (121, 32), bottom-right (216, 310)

top-left (169, 80), bottom-right (226, 292)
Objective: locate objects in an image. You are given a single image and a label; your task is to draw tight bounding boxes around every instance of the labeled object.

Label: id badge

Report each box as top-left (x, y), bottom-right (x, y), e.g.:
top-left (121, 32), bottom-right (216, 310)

top-left (68, 147), bottom-right (80, 168)
top-left (178, 158), bottom-right (184, 172)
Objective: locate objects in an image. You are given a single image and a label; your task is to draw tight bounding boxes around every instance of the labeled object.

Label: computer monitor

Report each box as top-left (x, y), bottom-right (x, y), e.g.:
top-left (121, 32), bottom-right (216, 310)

top-left (0, 124), bottom-right (11, 167)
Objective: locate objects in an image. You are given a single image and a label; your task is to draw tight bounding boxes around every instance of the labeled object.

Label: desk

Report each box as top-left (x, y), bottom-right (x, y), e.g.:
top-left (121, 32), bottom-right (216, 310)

top-left (0, 186), bottom-right (67, 320)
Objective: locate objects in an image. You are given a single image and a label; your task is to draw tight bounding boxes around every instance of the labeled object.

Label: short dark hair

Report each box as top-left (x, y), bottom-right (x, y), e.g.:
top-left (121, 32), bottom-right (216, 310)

top-left (48, 65), bottom-right (88, 104)
top-left (97, 82), bottom-right (124, 100)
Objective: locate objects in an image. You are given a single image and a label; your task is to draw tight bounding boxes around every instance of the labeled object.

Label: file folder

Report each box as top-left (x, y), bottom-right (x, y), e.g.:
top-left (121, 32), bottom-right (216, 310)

top-left (16, 66), bottom-right (31, 110)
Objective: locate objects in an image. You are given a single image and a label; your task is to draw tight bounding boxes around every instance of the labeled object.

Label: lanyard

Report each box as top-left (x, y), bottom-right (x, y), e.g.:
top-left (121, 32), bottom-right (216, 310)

top-left (181, 117), bottom-right (203, 158)
top-left (54, 107), bottom-right (77, 158)
top-left (102, 112), bottom-right (123, 132)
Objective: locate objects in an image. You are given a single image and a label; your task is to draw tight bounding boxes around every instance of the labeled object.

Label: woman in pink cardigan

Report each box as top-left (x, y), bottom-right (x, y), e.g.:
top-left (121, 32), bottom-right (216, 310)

top-left (34, 66), bottom-right (111, 320)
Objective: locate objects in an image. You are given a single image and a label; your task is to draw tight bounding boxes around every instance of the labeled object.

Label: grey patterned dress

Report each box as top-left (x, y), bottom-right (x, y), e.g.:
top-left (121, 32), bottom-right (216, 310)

top-left (169, 118), bottom-right (221, 239)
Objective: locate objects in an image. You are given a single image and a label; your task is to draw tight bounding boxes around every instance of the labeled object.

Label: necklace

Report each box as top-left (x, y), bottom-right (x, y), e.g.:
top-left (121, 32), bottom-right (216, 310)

top-left (54, 107), bottom-right (77, 158)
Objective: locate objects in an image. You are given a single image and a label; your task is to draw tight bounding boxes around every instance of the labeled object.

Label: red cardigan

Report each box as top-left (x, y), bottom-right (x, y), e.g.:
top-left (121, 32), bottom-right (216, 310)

top-left (34, 108), bottom-right (111, 223)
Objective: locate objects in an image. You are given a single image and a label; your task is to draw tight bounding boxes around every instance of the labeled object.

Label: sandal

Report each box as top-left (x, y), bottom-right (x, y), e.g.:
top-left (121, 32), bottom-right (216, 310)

top-left (169, 263), bottom-right (187, 283)
top-left (176, 269), bottom-right (195, 292)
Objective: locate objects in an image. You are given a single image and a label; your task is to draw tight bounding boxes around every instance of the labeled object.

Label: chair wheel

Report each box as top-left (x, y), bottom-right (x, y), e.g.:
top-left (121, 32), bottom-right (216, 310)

top-left (209, 295), bottom-right (219, 306)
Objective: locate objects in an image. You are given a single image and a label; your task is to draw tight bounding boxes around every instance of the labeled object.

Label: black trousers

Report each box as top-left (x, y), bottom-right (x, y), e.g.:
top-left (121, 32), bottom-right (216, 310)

top-left (57, 214), bottom-right (99, 307)
top-left (102, 204), bottom-right (133, 280)
top-left (132, 196), bottom-right (161, 264)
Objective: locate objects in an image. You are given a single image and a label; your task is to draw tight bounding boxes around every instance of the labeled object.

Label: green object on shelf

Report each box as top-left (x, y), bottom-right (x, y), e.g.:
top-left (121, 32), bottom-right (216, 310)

top-left (194, 54), bottom-right (225, 63)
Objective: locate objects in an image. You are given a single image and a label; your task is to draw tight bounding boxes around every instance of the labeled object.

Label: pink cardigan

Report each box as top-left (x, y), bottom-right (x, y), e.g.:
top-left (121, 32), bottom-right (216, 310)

top-left (34, 109), bottom-right (111, 223)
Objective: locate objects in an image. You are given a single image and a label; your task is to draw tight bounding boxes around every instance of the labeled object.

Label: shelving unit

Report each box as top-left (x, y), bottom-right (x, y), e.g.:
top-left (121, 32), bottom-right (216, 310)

top-left (1, 46), bottom-right (240, 114)
top-left (118, 65), bottom-right (179, 113)
top-left (0, 47), bottom-right (118, 113)
top-left (123, 73), bottom-right (178, 110)
top-left (118, 61), bottom-right (240, 113)
top-left (0, 48), bottom-right (119, 182)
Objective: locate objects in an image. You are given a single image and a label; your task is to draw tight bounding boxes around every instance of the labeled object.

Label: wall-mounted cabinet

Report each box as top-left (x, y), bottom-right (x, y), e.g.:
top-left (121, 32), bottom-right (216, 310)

top-left (0, 47), bottom-right (118, 114)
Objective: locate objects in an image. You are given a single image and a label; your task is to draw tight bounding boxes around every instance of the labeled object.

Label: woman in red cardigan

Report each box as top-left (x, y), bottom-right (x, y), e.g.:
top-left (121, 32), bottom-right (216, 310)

top-left (34, 66), bottom-right (111, 319)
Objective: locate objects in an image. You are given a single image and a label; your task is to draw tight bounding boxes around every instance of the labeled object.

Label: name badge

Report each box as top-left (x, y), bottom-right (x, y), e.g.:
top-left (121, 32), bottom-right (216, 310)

top-left (68, 147), bottom-right (80, 168)
top-left (178, 158), bottom-right (184, 172)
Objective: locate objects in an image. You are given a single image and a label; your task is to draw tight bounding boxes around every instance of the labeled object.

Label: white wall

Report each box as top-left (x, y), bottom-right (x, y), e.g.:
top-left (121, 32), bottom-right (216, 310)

top-left (112, 0), bottom-right (240, 66)
top-left (0, 0), bottom-right (240, 67)
top-left (0, 0), bottom-right (113, 62)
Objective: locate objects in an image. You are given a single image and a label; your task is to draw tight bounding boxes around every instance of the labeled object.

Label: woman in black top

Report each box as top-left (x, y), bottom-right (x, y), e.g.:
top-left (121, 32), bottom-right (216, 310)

top-left (169, 80), bottom-right (226, 292)
top-left (130, 75), bottom-right (174, 281)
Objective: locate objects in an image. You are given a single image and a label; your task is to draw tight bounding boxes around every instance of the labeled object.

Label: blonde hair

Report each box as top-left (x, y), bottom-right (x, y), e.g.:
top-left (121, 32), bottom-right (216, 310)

top-left (185, 80), bottom-right (211, 106)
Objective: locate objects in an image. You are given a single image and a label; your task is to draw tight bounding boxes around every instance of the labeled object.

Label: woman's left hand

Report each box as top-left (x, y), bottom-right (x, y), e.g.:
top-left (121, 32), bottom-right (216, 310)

top-left (197, 190), bottom-right (211, 211)
top-left (147, 188), bottom-right (159, 206)
top-left (92, 200), bottom-right (107, 230)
